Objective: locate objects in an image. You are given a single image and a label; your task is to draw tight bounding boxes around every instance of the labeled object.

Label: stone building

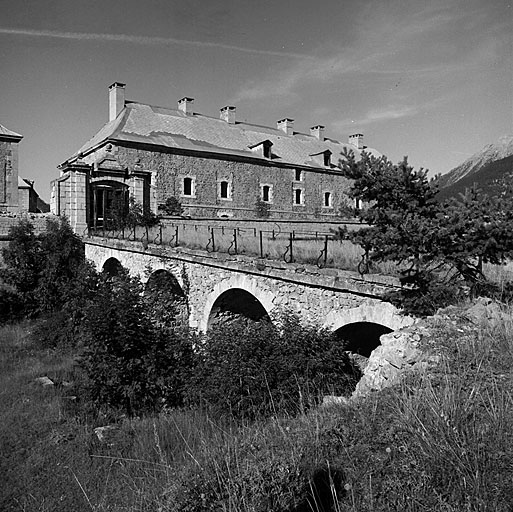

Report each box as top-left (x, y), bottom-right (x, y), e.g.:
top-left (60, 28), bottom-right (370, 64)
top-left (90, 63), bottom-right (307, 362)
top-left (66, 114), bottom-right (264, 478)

top-left (52, 83), bottom-right (379, 232)
top-left (0, 124), bottom-right (23, 213)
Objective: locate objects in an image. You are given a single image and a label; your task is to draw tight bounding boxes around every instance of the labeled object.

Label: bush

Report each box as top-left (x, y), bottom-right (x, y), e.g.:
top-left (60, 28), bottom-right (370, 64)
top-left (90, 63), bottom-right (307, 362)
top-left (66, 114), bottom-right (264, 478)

top-left (0, 286), bottom-right (24, 324)
top-left (0, 217), bottom-right (92, 321)
top-left (187, 316), bottom-right (360, 419)
top-left (80, 270), bottom-right (194, 416)
top-left (159, 196), bottom-right (183, 216)
top-left (255, 198), bottom-right (271, 218)
top-left (0, 219), bottom-right (41, 314)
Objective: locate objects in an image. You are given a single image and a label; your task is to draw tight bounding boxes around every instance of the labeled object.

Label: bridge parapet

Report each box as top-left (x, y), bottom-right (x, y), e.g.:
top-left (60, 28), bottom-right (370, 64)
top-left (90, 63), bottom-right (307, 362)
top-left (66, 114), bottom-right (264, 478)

top-left (84, 236), bottom-right (402, 298)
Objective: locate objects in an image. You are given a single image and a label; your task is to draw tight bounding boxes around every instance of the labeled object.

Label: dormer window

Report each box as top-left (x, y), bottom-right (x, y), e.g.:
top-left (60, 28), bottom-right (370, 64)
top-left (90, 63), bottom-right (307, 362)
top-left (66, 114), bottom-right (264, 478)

top-left (294, 169), bottom-right (303, 182)
top-left (309, 150), bottom-right (332, 167)
top-left (249, 140), bottom-right (273, 159)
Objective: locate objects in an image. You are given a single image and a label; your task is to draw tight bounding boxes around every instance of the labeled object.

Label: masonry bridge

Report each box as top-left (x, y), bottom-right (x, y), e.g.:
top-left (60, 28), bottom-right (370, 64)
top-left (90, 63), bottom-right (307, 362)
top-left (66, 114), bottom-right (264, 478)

top-left (85, 237), bottom-right (413, 355)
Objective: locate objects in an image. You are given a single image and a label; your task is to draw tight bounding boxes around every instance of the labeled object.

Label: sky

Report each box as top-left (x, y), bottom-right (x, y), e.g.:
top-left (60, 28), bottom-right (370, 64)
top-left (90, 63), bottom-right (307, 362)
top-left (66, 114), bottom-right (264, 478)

top-left (0, 0), bottom-right (511, 201)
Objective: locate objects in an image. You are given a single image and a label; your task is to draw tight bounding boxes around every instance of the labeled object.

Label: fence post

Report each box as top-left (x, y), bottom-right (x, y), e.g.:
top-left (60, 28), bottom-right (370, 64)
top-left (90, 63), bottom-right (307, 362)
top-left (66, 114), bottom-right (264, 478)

top-left (259, 230), bottom-right (264, 258)
top-left (175, 226), bottom-right (179, 246)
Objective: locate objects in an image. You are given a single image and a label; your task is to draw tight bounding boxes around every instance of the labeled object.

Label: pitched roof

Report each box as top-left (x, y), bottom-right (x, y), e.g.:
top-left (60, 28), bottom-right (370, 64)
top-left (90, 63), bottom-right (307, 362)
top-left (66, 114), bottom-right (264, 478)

top-left (65, 101), bottom-right (379, 169)
top-left (18, 176), bottom-right (33, 188)
top-left (0, 124), bottom-right (23, 142)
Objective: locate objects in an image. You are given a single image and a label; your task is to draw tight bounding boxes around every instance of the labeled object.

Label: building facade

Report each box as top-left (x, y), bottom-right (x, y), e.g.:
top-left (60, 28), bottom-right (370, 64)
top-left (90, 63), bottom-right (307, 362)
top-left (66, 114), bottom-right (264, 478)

top-left (52, 83), bottom-right (378, 232)
top-left (0, 124), bottom-right (23, 213)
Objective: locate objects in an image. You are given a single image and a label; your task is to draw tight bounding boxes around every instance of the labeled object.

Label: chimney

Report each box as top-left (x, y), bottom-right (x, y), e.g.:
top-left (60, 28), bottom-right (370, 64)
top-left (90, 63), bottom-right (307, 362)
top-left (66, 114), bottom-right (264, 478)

top-left (109, 82), bottom-right (126, 122)
top-left (220, 105), bottom-right (236, 124)
top-left (310, 125), bottom-right (325, 141)
top-left (277, 118), bottom-right (294, 136)
top-left (348, 133), bottom-right (364, 150)
top-left (178, 97), bottom-right (194, 114)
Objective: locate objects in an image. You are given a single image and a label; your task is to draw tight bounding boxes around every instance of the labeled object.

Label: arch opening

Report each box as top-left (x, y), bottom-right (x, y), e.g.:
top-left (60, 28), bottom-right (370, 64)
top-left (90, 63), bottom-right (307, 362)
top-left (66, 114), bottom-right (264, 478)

top-left (207, 288), bottom-right (271, 330)
top-left (334, 322), bottom-right (392, 358)
top-left (102, 257), bottom-right (124, 277)
top-left (144, 269), bottom-right (188, 327)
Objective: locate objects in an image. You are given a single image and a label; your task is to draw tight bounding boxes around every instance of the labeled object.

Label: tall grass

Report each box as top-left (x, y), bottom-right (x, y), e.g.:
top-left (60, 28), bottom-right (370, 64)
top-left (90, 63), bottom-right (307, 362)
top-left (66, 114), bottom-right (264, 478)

top-left (100, 220), bottom-right (399, 275)
top-left (3, 301), bottom-right (513, 510)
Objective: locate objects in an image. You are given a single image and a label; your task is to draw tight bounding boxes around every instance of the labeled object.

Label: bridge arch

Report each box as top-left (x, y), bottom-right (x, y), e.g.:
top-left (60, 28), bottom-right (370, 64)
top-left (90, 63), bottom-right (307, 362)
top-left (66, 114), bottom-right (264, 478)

top-left (102, 257), bottom-right (124, 277)
top-left (145, 269), bottom-right (189, 325)
top-left (334, 322), bottom-right (392, 357)
top-left (324, 302), bottom-right (413, 358)
top-left (200, 276), bottom-right (276, 332)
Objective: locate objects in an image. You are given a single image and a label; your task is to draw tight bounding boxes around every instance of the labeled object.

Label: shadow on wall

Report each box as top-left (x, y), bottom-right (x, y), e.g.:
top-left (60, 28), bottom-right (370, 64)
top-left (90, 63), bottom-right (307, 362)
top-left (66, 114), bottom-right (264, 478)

top-left (334, 321), bottom-right (392, 358)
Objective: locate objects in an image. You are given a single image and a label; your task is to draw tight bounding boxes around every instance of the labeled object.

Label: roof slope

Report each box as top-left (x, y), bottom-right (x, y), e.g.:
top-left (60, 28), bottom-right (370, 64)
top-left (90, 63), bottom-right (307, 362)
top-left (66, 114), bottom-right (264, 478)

top-left (0, 124), bottom-right (23, 141)
top-left (65, 101), bottom-right (379, 168)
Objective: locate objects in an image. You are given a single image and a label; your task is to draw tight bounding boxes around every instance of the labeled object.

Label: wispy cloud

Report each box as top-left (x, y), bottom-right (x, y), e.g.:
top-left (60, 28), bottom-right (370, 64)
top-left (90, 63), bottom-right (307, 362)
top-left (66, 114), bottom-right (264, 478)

top-left (231, 0), bottom-right (506, 104)
top-left (333, 105), bottom-right (420, 130)
top-left (0, 27), bottom-right (316, 60)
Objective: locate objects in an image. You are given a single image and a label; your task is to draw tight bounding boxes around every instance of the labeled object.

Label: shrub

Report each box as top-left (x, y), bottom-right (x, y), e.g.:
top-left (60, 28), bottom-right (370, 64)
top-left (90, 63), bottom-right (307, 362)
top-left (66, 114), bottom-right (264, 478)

top-left (255, 198), bottom-right (271, 218)
top-left (0, 217), bottom-right (92, 321)
top-left (36, 217), bottom-right (87, 313)
top-left (159, 196), bottom-right (183, 216)
top-left (80, 270), bottom-right (194, 416)
top-left (0, 219), bottom-right (41, 314)
top-left (0, 286), bottom-right (24, 324)
top-left (187, 316), bottom-right (360, 419)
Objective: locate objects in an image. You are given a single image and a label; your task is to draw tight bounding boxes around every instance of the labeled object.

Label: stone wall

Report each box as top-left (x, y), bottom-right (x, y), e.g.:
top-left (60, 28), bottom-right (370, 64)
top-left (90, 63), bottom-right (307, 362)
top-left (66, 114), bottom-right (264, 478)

top-left (81, 143), bottom-right (354, 220)
top-left (84, 238), bottom-right (413, 334)
top-left (0, 140), bottom-right (19, 212)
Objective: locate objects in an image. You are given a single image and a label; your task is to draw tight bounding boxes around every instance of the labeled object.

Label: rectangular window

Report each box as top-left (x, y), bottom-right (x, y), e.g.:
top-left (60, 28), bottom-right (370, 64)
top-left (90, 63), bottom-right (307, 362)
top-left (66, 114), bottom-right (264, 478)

top-left (182, 176), bottom-right (195, 197)
top-left (294, 188), bottom-right (304, 205)
top-left (260, 184), bottom-right (273, 203)
top-left (219, 180), bottom-right (231, 199)
top-left (220, 181), bottom-right (228, 198)
top-left (324, 191), bottom-right (332, 208)
top-left (295, 169), bottom-right (302, 181)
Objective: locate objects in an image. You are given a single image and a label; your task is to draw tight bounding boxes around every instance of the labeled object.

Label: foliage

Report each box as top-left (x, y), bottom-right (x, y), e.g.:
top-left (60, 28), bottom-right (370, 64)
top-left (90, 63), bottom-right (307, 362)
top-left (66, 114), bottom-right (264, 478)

top-left (0, 286), bottom-right (24, 324)
top-left (36, 217), bottom-right (88, 312)
top-left (79, 270), bottom-right (194, 416)
top-left (338, 150), bottom-right (513, 315)
top-left (1, 219), bottom-right (41, 312)
top-left (5, 301), bottom-right (513, 511)
top-left (158, 196), bottom-right (183, 216)
top-left (1, 217), bottom-right (93, 321)
top-left (187, 316), bottom-right (360, 419)
top-left (126, 197), bottom-right (160, 230)
top-left (255, 198), bottom-right (271, 218)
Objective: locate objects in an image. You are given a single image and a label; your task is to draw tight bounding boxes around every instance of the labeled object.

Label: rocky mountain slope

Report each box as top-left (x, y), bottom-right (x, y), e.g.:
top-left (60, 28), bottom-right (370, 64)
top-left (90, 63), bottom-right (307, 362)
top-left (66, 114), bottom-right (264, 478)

top-left (437, 135), bottom-right (513, 200)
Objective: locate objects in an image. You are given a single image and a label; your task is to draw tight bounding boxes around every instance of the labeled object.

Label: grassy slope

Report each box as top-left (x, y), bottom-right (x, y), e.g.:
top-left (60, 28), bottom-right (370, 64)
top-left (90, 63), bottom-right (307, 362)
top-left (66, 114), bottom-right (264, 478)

top-left (2, 303), bottom-right (513, 511)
